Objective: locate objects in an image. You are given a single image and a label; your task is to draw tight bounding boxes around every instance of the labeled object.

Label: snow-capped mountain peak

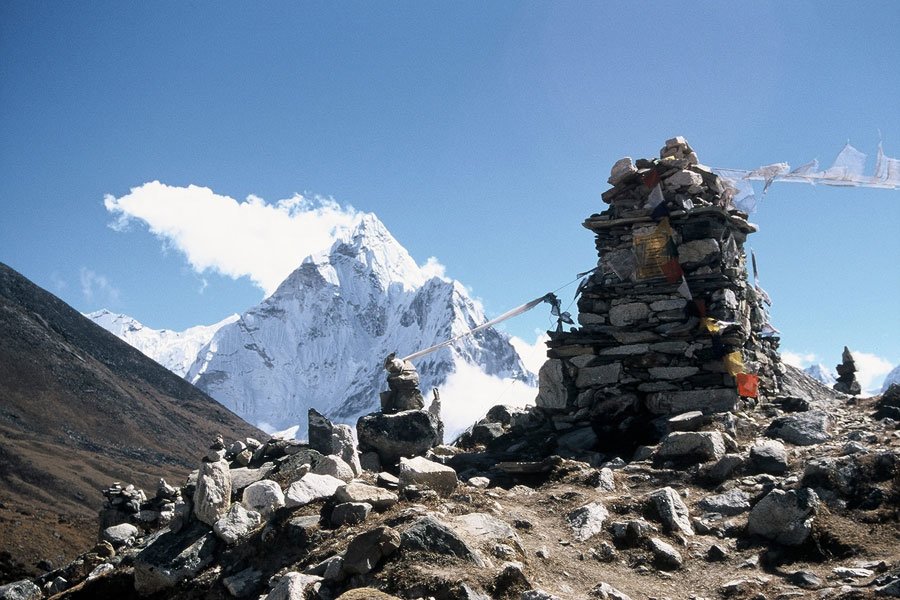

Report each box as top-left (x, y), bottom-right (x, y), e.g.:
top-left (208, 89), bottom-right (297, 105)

top-left (803, 363), bottom-right (836, 386)
top-left (187, 213), bottom-right (535, 435)
top-left (86, 309), bottom-right (238, 377)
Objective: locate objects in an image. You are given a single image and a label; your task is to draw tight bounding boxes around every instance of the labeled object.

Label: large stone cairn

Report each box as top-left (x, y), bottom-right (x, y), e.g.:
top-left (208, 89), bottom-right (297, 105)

top-left (833, 346), bottom-right (861, 395)
top-left (98, 479), bottom-right (180, 534)
top-left (537, 137), bottom-right (782, 450)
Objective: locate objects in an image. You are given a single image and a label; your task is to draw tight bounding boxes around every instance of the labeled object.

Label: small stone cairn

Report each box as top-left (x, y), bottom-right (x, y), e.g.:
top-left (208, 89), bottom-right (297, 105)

top-left (357, 354), bottom-right (443, 468)
top-left (536, 137), bottom-right (782, 450)
top-left (833, 346), bottom-right (861, 395)
top-left (98, 479), bottom-right (180, 534)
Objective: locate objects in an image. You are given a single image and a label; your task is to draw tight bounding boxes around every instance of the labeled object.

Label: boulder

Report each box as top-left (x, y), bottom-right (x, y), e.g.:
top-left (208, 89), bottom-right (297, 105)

top-left (749, 439), bottom-right (789, 474)
top-left (213, 503), bottom-right (261, 545)
top-left (312, 455), bottom-right (355, 482)
top-left (193, 458), bottom-right (232, 526)
top-left (334, 482), bottom-right (398, 511)
top-left (656, 431), bottom-right (725, 463)
top-left (265, 572), bottom-right (323, 600)
top-left (400, 516), bottom-right (483, 565)
top-left (566, 502), bottom-right (609, 542)
top-left (0, 580), bottom-right (41, 600)
top-left (101, 522), bottom-right (139, 548)
top-left (357, 409), bottom-right (442, 465)
top-left (399, 456), bottom-right (458, 496)
top-left (342, 526), bottom-right (401, 576)
top-left (766, 411), bottom-right (830, 446)
top-left (284, 473), bottom-right (344, 508)
top-left (697, 489), bottom-right (751, 516)
top-left (133, 522), bottom-right (217, 595)
top-left (648, 487), bottom-right (694, 536)
top-left (335, 589), bottom-right (402, 600)
top-left (308, 408), bottom-right (362, 476)
top-left (648, 537), bottom-right (683, 570)
top-left (330, 502), bottom-right (372, 527)
top-left (230, 463), bottom-right (276, 492)
top-left (222, 567), bottom-right (262, 598)
top-left (590, 582), bottom-right (634, 600)
top-left (242, 479), bottom-right (285, 518)
top-left (747, 488), bottom-right (819, 545)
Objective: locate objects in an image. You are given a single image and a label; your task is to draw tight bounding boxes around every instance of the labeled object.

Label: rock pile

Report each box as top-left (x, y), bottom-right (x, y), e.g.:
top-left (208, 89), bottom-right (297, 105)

top-left (833, 346), bottom-right (862, 395)
top-left (98, 479), bottom-right (180, 534)
top-left (538, 137), bottom-right (783, 452)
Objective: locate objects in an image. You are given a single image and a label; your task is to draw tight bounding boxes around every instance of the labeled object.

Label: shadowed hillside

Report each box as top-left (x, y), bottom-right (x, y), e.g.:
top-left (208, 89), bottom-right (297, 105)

top-left (0, 262), bottom-right (264, 583)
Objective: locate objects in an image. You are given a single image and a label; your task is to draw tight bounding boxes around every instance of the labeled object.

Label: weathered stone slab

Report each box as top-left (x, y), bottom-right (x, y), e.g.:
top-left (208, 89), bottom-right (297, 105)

top-left (645, 389), bottom-right (737, 415)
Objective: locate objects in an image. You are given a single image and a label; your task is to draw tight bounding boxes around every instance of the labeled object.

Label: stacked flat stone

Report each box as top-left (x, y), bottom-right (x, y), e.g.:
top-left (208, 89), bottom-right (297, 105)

top-left (538, 137), bottom-right (782, 450)
top-left (98, 479), bottom-right (181, 535)
top-left (833, 346), bottom-right (861, 395)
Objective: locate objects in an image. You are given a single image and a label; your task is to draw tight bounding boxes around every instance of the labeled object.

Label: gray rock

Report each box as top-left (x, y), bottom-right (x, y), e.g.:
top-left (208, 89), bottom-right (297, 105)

top-left (285, 515), bottom-right (320, 545)
top-left (334, 482), bottom-right (398, 511)
top-left (86, 563), bottom-right (115, 580)
top-left (766, 410), bottom-right (830, 446)
top-left (566, 502), bottom-right (609, 541)
top-left (522, 591), bottom-right (562, 600)
top-left (698, 488), bottom-right (751, 516)
top-left (646, 389), bottom-right (738, 415)
top-left (648, 537), bottom-right (683, 570)
top-left (649, 366), bottom-right (700, 379)
top-left (454, 512), bottom-right (522, 549)
top-left (557, 426), bottom-right (598, 451)
top-left (278, 450), bottom-right (322, 483)
top-left (656, 431), bottom-right (725, 463)
top-left (213, 503), bottom-right (261, 545)
top-left (43, 576), bottom-right (67, 596)
top-left (284, 473), bottom-right (344, 508)
top-left (590, 581), bottom-right (634, 600)
top-left (357, 409), bottom-right (442, 465)
top-left (193, 458), bottom-right (232, 526)
top-left (609, 302), bottom-right (650, 327)
top-left (399, 456), bottom-right (458, 496)
top-left (330, 502), bottom-right (372, 526)
top-left (749, 439), bottom-right (788, 474)
top-left (359, 451), bottom-right (382, 473)
top-left (265, 572), bottom-right (323, 600)
top-left (666, 411), bottom-right (708, 432)
top-left (649, 487), bottom-right (694, 536)
top-left (133, 522), bottom-right (217, 595)
top-left (401, 516), bottom-right (484, 566)
top-left (308, 409), bottom-right (362, 476)
top-left (0, 580), bottom-right (41, 600)
top-left (747, 488), bottom-right (819, 545)
top-left (312, 454), bottom-right (355, 482)
top-left (241, 479), bottom-right (285, 518)
top-left (702, 453), bottom-right (745, 482)
top-left (342, 526), bottom-right (401, 576)
top-left (575, 363), bottom-right (622, 388)
top-left (536, 359), bottom-right (567, 409)
top-left (101, 522), bottom-right (139, 547)
top-left (230, 463), bottom-right (276, 492)
top-left (222, 567), bottom-right (262, 598)
top-left (678, 238), bottom-right (719, 268)
top-left (608, 156), bottom-right (636, 185)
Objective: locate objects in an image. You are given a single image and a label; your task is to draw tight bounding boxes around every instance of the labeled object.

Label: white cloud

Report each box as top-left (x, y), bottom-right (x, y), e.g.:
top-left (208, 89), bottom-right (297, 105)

top-left (419, 256), bottom-right (449, 281)
top-left (104, 182), bottom-right (362, 296)
top-left (79, 268), bottom-right (120, 306)
top-left (850, 350), bottom-right (894, 395)
top-left (510, 330), bottom-right (550, 376)
top-left (437, 362), bottom-right (537, 442)
top-left (780, 351), bottom-right (818, 369)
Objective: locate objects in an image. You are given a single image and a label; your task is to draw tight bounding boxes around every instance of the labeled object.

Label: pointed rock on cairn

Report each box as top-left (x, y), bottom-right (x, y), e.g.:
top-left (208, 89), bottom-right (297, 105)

top-left (833, 346), bottom-right (861, 395)
top-left (356, 354), bottom-right (443, 467)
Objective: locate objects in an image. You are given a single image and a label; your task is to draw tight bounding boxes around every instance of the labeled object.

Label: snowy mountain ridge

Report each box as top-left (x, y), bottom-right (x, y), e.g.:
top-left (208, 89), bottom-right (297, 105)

top-left (803, 363), bottom-right (836, 387)
top-left (85, 309), bottom-right (238, 377)
top-left (186, 213), bottom-right (536, 435)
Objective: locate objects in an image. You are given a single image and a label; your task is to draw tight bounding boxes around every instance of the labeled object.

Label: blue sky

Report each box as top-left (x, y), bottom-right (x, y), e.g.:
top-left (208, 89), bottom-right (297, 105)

top-left (2, 2), bottom-right (898, 389)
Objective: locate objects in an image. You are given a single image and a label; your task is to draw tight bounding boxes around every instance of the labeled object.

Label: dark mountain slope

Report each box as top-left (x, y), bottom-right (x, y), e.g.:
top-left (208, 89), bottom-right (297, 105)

top-left (0, 262), bottom-right (263, 582)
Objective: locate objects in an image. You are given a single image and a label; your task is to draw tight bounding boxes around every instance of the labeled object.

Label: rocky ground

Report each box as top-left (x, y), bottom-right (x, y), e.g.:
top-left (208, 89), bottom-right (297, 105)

top-left (3, 368), bottom-right (900, 600)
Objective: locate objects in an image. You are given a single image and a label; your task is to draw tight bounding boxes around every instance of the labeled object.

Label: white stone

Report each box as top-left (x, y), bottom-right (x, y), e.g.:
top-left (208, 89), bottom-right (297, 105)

top-left (101, 523), bottom-right (139, 547)
top-left (265, 572), bottom-right (323, 600)
top-left (312, 455), bottom-right (355, 482)
top-left (241, 479), bottom-right (285, 518)
top-left (649, 487), bottom-right (694, 536)
top-left (399, 456), bottom-right (458, 496)
top-left (334, 482), bottom-right (398, 511)
top-left (656, 431), bottom-right (726, 462)
top-left (566, 502), bottom-right (609, 541)
top-left (213, 504), bottom-right (261, 545)
top-left (193, 459), bottom-right (232, 526)
top-left (284, 473), bottom-right (344, 508)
